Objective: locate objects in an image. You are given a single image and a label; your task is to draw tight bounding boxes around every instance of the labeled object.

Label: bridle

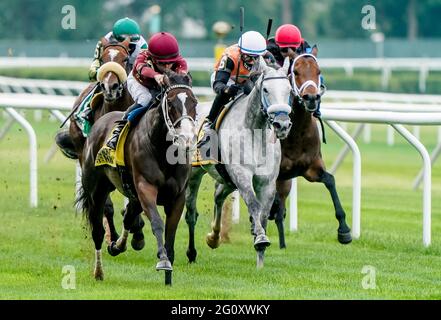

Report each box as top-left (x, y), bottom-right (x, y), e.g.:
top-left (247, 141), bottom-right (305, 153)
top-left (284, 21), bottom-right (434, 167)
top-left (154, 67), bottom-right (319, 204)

top-left (100, 43), bottom-right (131, 100)
top-left (290, 53), bottom-right (322, 109)
top-left (161, 84), bottom-right (196, 146)
top-left (257, 73), bottom-right (291, 124)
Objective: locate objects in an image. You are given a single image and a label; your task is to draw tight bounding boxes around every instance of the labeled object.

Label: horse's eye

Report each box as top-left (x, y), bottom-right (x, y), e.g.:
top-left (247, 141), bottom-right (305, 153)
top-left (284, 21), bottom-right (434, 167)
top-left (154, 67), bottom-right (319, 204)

top-left (294, 70), bottom-right (299, 76)
top-left (263, 88), bottom-right (269, 94)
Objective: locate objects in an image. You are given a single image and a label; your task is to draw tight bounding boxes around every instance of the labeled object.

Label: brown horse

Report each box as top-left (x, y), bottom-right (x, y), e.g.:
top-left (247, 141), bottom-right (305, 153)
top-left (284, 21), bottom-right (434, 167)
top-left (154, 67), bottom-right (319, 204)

top-left (77, 71), bottom-right (197, 285)
top-left (55, 37), bottom-right (134, 244)
top-left (270, 47), bottom-right (352, 248)
top-left (69, 37), bottom-right (133, 162)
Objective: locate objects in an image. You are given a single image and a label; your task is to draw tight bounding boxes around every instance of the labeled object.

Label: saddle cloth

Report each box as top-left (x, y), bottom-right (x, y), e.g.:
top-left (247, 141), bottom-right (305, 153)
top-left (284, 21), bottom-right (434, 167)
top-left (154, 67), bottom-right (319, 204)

top-left (74, 85), bottom-right (103, 137)
top-left (191, 95), bottom-right (244, 167)
top-left (95, 122), bottom-right (131, 168)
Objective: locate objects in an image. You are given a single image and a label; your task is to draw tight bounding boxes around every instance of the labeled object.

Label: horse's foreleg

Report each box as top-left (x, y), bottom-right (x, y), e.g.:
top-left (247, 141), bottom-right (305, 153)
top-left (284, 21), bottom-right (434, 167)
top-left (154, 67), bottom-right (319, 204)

top-left (273, 180), bottom-right (292, 249)
top-left (163, 192), bottom-right (186, 286)
top-left (185, 167), bottom-right (205, 263)
top-left (237, 178), bottom-right (270, 250)
top-left (206, 182), bottom-right (233, 249)
top-left (320, 171), bottom-right (352, 244)
top-left (305, 162), bottom-right (352, 244)
top-left (137, 180), bottom-right (171, 271)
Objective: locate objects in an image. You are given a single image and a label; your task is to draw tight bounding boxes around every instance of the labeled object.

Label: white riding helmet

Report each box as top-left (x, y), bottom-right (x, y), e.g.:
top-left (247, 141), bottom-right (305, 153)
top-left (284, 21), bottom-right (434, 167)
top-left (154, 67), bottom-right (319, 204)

top-left (238, 31), bottom-right (267, 56)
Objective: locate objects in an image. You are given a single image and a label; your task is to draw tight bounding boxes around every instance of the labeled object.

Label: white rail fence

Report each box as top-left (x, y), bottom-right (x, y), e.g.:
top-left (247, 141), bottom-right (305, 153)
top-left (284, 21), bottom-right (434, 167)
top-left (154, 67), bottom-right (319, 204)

top-left (2, 57), bottom-right (441, 92)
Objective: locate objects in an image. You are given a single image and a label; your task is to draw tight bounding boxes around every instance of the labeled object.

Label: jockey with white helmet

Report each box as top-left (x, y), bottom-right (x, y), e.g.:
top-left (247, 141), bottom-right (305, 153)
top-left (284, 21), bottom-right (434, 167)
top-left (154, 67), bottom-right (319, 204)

top-left (199, 31), bottom-right (268, 142)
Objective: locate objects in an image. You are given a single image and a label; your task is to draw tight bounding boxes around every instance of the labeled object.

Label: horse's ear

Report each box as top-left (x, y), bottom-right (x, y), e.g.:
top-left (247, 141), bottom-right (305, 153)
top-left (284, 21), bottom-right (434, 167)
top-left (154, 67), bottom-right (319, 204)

top-left (101, 37), bottom-right (109, 47)
top-left (184, 72), bottom-right (193, 86)
top-left (281, 56), bottom-right (290, 75)
top-left (121, 37), bottom-right (131, 48)
top-left (311, 45), bottom-right (318, 57)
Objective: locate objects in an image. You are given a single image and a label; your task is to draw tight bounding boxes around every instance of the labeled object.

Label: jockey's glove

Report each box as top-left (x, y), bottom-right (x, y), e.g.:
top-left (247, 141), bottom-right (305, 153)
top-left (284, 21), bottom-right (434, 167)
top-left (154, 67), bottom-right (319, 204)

top-left (243, 80), bottom-right (254, 95)
top-left (225, 84), bottom-right (241, 97)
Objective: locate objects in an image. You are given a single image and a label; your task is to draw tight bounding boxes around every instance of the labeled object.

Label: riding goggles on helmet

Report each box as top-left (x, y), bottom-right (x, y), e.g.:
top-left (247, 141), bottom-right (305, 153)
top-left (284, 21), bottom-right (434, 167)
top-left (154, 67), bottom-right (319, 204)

top-left (242, 54), bottom-right (259, 63)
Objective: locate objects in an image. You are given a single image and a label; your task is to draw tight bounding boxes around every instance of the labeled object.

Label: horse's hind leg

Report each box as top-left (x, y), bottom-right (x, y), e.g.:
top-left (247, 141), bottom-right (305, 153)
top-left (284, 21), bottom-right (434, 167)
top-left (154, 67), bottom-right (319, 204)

top-left (305, 162), bottom-right (352, 244)
top-left (163, 192), bottom-right (186, 286)
top-left (206, 182), bottom-right (234, 249)
top-left (103, 196), bottom-right (119, 244)
top-left (107, 200), bottom-right (142, 256)
top-left (83, 184), bottom-right (110, 280)
top-left (130, 213), bottom-right (145, 251)
top-left (185, 166), bottom-right (205, 263)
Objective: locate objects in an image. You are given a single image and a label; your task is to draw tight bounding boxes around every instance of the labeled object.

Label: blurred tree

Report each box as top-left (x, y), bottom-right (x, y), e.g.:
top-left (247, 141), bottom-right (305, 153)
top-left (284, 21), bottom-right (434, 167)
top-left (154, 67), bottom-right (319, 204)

top-left (0, 0), bottom-right (439, 41)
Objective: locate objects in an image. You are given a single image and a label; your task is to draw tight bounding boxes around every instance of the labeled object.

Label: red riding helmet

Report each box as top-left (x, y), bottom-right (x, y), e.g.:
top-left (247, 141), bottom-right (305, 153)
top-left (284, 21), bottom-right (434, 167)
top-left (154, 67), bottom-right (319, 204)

top-left (148, 32), bottom-right (181, 63)
top-left (275, 24), bottom-right (302, 48)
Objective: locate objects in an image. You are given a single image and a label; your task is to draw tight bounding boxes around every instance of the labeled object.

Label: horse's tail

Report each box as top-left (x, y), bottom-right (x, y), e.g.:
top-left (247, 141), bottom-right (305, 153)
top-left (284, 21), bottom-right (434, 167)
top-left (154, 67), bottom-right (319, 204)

top-left (75, 185), bottom-right (94, 227)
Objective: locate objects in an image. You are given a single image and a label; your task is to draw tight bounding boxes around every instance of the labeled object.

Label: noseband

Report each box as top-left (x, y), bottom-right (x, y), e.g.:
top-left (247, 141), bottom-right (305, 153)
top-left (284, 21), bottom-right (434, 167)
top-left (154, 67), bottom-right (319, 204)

top-left (161, 84), bottom-right (196, 146)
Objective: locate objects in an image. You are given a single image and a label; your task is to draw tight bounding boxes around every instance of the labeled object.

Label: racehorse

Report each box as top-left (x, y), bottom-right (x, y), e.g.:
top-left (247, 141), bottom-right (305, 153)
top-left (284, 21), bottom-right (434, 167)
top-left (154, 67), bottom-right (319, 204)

top-left (55, 37), bottom-right (133, 244)
top-left (77, 71), bottom-right (197, 286)
top-left (56, 36), bottom-right (133, 162)
top-left (185, 59), bottom-right (292, 268)
top-left (270, 47), bottom-right (352, 248)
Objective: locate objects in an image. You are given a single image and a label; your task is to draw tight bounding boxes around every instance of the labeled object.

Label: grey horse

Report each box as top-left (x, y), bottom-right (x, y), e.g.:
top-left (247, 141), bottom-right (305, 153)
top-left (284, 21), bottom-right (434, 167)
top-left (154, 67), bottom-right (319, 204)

top-left (185, 59), bottom-right (293, 267)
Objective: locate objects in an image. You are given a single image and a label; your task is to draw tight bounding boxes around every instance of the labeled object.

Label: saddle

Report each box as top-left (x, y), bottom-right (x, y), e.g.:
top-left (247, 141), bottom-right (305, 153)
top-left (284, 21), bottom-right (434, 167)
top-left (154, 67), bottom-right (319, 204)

top-left (192, 98), bottom-right (238, 167)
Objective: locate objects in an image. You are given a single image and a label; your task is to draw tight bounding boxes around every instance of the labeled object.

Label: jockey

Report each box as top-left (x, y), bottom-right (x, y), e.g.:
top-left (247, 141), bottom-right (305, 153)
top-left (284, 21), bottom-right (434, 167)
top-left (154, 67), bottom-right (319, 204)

top-left (105, 31), bottom-right (188, 149)
top-left (273, 24), bottom-right (325, 117)
top-left (200, 31), bottom-right (268, 137)
top-left (88, 17), bottom-right (147, 82)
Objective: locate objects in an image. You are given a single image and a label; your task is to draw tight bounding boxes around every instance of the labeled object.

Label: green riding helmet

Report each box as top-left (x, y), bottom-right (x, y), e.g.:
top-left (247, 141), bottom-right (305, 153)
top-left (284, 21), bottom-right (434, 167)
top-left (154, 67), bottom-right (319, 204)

top-left (112, 17), bottom-right (141, 41)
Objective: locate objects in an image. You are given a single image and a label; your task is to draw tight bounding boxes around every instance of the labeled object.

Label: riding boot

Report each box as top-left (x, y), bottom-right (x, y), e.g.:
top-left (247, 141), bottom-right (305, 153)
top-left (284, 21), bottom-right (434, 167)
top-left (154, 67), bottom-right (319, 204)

top-left (198, 94), bottom-right (229, 148)
top-left (106, 120), bottom-right (127, 150)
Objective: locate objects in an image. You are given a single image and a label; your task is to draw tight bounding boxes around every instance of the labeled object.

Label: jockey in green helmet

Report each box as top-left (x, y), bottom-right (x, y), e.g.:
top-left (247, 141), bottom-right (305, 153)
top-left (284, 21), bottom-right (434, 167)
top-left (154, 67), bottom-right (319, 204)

top-left (88, 17), bottom-right (148, 81)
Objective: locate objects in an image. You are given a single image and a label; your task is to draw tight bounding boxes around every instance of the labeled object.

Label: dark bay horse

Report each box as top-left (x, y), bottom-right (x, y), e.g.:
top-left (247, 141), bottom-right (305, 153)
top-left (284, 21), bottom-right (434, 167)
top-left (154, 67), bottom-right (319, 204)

top-left (55, 37), bottom-right (134, 244)
top-left (78, 72), bottom-right (197, 285)
top-left (270, 48), bottom-right (352, 248)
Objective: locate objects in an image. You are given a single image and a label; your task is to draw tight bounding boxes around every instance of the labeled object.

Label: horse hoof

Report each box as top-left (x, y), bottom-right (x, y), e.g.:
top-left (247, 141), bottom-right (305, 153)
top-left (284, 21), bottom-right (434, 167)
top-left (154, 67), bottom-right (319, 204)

top-left (94, 269), bottom-right (104, 281)
top-left (156, 259), bottom-right (173, 271)
top-left (254, 234), bottom-right (271, 251)
top-left (107, 241), bottom-right (126, 257)
top-left (338, 231), bottom-right (352, 244)
top-left (206, 233), bottom-right (220, 249)
top-left (186, 249), bottom-right (197, 263)
top-left (131, 233), bottom-right (145, 251)
top-left (279, 243), bottom-right (286, 249)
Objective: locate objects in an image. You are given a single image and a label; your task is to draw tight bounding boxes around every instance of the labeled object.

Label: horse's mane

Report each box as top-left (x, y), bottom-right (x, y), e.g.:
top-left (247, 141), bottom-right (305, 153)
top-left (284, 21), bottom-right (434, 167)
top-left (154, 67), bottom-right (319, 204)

top-left (164, 70), bottom-right (193, 87)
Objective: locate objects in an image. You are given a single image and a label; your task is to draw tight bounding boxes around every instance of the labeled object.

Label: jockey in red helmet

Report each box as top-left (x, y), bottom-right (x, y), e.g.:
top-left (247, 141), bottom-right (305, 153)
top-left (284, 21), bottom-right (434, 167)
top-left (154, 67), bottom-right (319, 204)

top-left (105, 32), bottom-right (188, 149)
top-left (271, 24), bottom-right (325, 118)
